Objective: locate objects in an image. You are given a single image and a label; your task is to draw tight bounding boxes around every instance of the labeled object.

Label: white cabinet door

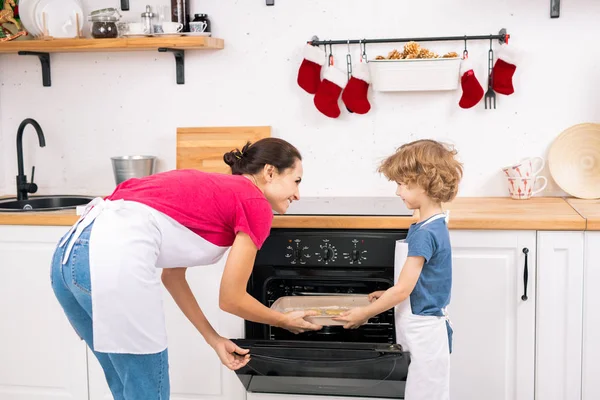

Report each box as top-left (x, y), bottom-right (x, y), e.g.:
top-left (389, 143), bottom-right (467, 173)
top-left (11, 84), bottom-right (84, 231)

top-left (88, 250), bottom-right (246, 400)
top-left (0, 225), bottom-right (88, 400)
top-left (582, 232), bottom-right (600, 400)
top-left (536, 231), bottom-right (584, 400)
top-left (449, 230), bottom-right (536, 400)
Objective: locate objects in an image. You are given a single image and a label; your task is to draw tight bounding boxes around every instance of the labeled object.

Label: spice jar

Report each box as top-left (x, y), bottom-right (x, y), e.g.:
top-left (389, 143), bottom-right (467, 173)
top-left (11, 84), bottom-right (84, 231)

top-left (89, 8), bottom-right (122, 39)
top-left (192, 14), bottom-right (211, 33)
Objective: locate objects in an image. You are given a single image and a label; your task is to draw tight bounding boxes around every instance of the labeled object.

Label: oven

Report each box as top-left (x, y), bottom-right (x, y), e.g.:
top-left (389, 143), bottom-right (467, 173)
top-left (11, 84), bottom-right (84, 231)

top-left (232, 228), bottom-right (410, 399)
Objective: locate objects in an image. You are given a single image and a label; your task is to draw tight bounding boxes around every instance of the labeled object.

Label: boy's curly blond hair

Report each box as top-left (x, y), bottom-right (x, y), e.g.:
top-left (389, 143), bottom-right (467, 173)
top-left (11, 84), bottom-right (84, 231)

top-left (378, 139), bottom-right (463, 203)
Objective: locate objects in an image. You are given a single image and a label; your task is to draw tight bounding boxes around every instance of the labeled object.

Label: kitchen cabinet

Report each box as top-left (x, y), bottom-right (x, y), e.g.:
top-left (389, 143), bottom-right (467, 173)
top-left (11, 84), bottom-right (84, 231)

top-left (582, 232), bottom-right (600, 400)
top-left (88, 249), bottom-right (246, 400)
top-left (0, 225), bottom-right (88, 400)
top-left (448, 230), bottom-right (536, 400)
top-left (1, 222), bottom-right (597, 400)
top-left (535, 232), bottom-right (584, 400)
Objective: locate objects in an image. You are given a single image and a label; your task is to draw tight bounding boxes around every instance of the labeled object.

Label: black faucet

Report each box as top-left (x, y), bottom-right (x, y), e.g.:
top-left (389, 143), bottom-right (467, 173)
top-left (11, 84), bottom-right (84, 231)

top-left (16, 118), bottom-right (46, 201)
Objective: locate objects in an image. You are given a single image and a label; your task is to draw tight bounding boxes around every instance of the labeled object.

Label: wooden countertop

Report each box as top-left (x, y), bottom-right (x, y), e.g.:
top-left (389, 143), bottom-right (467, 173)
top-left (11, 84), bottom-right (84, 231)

top-left (0, 197), bottom-right (590, 231)
top-left (566, 199), bottom-right (600, 230)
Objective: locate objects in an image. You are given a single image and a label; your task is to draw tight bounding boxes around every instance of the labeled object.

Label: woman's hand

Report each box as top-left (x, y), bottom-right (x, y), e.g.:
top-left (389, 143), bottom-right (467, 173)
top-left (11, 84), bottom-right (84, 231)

top-left (279, 310), bottom-right (322, 334)
top-left (210, 336), bottom-right (251, 371)
top-left (368, 290), bottom-right (386, 302)
top-left (333, 307), bottom-right (370, 329)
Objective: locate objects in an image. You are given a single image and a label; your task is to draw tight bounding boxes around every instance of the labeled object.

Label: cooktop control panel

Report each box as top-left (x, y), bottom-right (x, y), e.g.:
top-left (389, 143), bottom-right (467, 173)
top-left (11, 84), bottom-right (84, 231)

top-left (256, 230), bottom-right (408, 268)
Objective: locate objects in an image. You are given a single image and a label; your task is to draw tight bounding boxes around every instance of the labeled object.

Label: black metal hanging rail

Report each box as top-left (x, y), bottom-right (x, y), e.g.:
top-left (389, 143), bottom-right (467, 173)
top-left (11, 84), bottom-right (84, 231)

top-left (308, 28), bottom-right (509, 46)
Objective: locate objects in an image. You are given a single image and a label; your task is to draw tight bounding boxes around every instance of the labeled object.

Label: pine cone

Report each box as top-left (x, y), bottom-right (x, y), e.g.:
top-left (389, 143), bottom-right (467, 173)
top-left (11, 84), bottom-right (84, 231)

top-left (418, 49), bottom-right (439, 59)
top-left (443, 52), bottom-right (459, 58)
top-left (387, 49), bottom-right (403, 59)
top-left (403, 41), bottom-right (421, 57)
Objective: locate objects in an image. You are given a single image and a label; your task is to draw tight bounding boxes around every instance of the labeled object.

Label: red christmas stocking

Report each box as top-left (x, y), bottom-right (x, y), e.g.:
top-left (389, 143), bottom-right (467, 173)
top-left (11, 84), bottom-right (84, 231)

top-left (314, 66), bottom-right (347, 118)
top-left (297, 44), bottom-right (325, 94)
top-left (492, 45), bottom-right (518, 95)
top-left (458, 59), bottom-right (484, 109)
top-left (342, 62), bottom-right (371, 114)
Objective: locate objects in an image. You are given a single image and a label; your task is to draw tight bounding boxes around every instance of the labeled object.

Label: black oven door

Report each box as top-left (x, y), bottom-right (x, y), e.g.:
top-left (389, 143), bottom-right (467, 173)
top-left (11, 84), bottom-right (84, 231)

top-left (231, 339), bottom-right (409, 399)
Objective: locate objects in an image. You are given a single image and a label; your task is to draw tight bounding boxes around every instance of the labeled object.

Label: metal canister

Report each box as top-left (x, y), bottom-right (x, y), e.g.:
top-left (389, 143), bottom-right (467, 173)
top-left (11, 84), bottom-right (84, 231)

top-left (141, 5), bottom-right (155, 34)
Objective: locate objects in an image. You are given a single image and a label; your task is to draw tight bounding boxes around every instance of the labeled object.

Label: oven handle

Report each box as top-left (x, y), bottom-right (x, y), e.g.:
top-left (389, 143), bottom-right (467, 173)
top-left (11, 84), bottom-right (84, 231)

top-left (239, 350), bottom-right (403, 364)
top-left (238, 354), bottom-right (400, 394)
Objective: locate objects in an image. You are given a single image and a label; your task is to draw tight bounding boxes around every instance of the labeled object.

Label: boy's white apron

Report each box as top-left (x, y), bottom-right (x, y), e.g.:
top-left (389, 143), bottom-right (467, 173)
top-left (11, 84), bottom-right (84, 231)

top-left (394, 212), bottom-right (451, 400)
top-left (59, 197), bottom-right (228, 354)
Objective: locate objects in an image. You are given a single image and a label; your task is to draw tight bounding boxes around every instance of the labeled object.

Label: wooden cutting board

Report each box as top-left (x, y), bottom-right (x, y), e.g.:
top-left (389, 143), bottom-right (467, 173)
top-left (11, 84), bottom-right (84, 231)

top-left (176, 126), bottom-right (271, 173)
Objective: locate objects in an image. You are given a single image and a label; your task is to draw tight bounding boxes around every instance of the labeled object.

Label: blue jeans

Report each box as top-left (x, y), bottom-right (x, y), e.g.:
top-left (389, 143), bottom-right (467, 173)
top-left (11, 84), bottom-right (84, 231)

top-left (50, 222), bottom-right (170, 400)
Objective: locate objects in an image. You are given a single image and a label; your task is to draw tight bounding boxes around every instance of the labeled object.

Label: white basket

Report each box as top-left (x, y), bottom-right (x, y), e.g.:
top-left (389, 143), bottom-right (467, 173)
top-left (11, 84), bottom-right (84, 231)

top-left (367, 57), bottom-right (462, 92)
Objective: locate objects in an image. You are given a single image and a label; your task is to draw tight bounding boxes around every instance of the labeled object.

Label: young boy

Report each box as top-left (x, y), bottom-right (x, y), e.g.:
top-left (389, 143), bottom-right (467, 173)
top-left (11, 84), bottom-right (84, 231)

top-left (334, 139), bottom-right (463, 400)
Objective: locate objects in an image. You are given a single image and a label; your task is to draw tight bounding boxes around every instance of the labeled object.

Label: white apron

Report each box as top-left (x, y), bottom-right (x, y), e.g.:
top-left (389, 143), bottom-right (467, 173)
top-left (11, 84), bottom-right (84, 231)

top-left (394, 212), bottom-right (451, 400)
top-left (59, 197), bottom-right (228, 354)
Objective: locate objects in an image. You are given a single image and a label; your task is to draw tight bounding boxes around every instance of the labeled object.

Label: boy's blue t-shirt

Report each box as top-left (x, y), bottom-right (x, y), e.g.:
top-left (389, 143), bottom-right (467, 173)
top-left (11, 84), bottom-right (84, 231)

top-left (405, 213), bottom-right (454, 352)
top-left (406, 214), bottom-right (452, 317)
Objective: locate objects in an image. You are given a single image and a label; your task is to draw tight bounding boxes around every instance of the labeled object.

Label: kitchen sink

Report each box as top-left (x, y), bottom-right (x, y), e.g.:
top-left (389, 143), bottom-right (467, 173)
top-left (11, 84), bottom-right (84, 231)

top-left (0, 195), bottom-right (95, 212)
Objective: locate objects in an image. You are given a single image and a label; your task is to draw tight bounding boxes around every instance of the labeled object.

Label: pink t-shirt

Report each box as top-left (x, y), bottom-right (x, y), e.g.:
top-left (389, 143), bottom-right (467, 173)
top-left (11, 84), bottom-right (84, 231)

top-left (105, 169), bottom-right (274, 249)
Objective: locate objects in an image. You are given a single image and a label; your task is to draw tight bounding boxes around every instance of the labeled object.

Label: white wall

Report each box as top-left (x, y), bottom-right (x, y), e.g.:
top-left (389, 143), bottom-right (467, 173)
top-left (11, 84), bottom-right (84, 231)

top-left (0, 90), bottom-right (4, 195)
top-left (1, 0), bottom-right (599, 198)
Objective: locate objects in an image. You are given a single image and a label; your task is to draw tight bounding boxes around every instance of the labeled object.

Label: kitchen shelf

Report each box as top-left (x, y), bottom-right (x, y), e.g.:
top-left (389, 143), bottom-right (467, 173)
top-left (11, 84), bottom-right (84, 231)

top-left (0, 36), bottom-right (223, 53)
top-left (0, 36), bottom-right (224, 85)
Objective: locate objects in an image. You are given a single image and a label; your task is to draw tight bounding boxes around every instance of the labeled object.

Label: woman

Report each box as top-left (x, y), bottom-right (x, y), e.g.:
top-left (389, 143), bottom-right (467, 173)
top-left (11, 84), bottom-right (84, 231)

top-left (50, 138), bottom-right (322, 400)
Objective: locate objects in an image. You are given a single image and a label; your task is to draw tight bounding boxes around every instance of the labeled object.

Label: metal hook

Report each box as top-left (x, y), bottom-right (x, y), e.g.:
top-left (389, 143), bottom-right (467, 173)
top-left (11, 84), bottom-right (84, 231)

top-left (488, 37), bottom-right (495, 90)
top-left (463, 35), bottom-right (468, 59)
top-left (360, 39), bottom-right (367, 62)
top-left (328, 43), bottom-right (334, 66)
top-left (345, 39), bottom-right (354, 113)
top-left (346, 40), bottom-right (353, 80)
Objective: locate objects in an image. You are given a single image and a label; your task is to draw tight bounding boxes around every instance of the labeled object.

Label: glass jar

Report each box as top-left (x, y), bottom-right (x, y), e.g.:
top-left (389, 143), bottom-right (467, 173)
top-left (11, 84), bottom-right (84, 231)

top-left (89, 8), bottom-right (122, 39)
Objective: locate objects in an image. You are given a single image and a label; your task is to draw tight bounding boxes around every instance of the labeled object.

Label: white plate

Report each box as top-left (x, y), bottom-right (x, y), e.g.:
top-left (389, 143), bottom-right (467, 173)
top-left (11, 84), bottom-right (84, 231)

top-left (35, 0), bottom-right (83, 38)
top-left (152, 33), bottom-right (184, 37)
top-left (20, 0), bottom-right (42, 36)
top-left (181, 32), bottom-right (212, 37)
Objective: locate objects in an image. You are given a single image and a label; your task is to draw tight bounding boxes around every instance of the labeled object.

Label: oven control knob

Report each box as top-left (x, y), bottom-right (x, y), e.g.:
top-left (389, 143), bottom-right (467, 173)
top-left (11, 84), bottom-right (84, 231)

top-left (286, 242), bottom-right (310, 264)
top-left (343, 247), bottom-right (368, 264)
top-left (320, 245), bottom-right (337, 263)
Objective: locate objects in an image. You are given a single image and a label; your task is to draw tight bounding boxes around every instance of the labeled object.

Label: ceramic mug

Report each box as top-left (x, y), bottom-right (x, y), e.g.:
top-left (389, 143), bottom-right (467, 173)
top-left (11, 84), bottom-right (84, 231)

top-left (502, 156), bottom-right (545, 178)
top-left (127, 22), bottom-right (145, 35)
top-left (189, 21), bottom-right (207, 33)
top-left (161, 21), bottom-right (183, 33)
top-left (507, 176), bottom-right (548, 200)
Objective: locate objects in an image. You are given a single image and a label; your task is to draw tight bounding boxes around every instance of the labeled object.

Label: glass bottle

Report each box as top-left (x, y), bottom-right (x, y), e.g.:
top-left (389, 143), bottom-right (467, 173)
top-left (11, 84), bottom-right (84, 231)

top-left (170, 0), bottom-right (190, 31)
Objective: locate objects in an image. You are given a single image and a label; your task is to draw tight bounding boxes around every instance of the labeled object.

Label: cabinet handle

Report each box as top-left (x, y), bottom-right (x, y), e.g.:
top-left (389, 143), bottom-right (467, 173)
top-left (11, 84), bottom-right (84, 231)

top-left (521, 248), bottom-right (529, 301)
